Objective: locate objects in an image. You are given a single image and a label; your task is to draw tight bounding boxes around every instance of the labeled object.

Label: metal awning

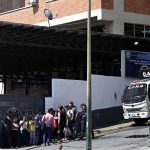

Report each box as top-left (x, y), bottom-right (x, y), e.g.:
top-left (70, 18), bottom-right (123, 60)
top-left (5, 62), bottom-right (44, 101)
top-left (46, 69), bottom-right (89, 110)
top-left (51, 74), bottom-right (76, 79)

top-left (0, 21), bottom-right (150, 51)
top-left (0, 21), bottom-right (150, 81)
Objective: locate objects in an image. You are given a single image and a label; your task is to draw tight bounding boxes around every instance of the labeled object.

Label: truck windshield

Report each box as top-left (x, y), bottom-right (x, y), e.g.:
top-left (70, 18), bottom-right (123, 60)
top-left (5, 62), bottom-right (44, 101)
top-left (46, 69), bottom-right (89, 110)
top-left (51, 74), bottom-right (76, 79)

top-left (122, 83), bottom-right (147, 103)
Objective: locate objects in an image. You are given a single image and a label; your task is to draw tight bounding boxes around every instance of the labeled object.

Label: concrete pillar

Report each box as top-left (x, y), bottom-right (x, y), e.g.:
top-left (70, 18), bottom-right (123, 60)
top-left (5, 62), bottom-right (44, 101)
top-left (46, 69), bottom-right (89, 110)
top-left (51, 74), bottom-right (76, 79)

top-left (112, 20), bottom-right (124, 35)
top-left (112, 0), bottom-right (124, 35)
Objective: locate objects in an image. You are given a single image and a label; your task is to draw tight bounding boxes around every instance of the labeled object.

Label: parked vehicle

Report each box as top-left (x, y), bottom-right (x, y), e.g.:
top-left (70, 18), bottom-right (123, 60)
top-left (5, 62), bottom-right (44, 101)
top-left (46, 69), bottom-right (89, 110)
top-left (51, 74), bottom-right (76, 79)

top-left (122, 79), bottom-right (150, 125)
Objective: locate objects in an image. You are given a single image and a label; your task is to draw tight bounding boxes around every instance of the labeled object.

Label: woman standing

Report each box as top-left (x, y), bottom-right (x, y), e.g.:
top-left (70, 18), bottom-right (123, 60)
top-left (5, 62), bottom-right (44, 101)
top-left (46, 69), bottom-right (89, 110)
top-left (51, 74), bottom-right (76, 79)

top-left (52, 110), bottom-right (58, 141)
top-left (11, 117), bottom-right (20, 148)
top-left (19, 116), bottom-right (28, 146)
top-left (28, 116), bottom-right (35, 145)
top-left (58, 106), bottom-right (66, 142)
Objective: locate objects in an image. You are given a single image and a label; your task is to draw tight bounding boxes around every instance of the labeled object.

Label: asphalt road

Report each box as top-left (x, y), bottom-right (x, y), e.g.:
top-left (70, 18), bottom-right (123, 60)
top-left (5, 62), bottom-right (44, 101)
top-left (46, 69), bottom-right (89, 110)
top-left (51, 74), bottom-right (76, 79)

top-left (7, 122), bottom-right (150, 150)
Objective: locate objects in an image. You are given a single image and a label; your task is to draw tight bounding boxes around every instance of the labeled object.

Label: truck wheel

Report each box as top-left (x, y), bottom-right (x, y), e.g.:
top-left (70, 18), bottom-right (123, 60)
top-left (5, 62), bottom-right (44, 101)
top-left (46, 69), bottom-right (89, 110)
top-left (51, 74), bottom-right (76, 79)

top-left (133, 118), bottom-right (148, 125)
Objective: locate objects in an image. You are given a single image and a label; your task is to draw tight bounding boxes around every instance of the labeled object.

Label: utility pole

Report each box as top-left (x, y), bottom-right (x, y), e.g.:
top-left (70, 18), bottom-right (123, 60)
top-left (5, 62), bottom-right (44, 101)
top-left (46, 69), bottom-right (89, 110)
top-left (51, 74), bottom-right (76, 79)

top-left (86, 0), bottom-right (92, 149)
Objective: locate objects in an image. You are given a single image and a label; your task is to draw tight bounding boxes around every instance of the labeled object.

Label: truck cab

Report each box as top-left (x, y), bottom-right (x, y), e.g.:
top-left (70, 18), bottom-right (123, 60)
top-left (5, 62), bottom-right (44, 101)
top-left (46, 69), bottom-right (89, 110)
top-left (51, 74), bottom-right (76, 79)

top-left (122, 79), bottom-right (150, 125)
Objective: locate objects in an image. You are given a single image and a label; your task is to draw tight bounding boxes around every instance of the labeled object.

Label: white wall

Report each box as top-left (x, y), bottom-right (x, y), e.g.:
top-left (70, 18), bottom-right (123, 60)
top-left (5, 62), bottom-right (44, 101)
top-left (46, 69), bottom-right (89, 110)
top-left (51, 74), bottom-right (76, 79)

top-left (92, 75), bottom-right (131, 110)
top-left (45, 97), bottom-right (54, 110)
top-left (52, 79), bottom-right (86, 110)
top-left (48, 75), bottom-right (132, 110)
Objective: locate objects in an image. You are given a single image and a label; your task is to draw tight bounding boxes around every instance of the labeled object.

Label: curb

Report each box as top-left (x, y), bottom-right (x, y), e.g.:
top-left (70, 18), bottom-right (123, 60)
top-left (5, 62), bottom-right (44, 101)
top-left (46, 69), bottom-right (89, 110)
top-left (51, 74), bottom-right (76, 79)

top-left (94, 121), bottom-right (134, 137)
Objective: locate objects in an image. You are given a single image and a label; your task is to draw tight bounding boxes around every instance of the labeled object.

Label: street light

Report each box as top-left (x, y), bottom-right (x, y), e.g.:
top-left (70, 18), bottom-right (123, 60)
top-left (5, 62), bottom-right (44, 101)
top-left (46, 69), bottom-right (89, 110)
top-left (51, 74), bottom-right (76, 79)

top-left (86, 0), bottom-right (92, 149)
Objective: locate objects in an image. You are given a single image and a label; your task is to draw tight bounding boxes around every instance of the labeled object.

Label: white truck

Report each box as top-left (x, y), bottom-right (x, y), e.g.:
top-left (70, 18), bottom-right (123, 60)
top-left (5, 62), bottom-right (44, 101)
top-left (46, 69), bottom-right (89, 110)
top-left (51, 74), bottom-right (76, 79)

top-left (122, 79), bottom-right (150, 125)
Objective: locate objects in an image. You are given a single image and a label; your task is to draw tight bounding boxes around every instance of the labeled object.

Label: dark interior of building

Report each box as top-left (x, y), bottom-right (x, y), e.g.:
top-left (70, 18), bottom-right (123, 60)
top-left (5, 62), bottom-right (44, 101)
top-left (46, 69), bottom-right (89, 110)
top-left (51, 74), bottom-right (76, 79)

top-left (0, 21), bottom-right (150, 96)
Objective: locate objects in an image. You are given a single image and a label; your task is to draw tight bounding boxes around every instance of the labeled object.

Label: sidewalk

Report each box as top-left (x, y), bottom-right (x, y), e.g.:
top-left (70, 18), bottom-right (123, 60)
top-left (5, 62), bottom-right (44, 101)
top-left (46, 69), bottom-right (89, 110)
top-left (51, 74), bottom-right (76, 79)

top-left (7, 121), bottom-right (134, 150)
top-left (6, 121), bottom-right (150, 150)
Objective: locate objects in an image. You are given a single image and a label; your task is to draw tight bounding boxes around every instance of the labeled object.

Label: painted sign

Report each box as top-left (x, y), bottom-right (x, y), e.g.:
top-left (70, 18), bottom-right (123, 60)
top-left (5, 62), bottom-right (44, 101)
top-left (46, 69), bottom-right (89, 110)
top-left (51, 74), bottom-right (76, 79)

top-left (0, 95), bottom-right (44, 118)
top-left (138, 69), bottom-right (150, 79)
top-left (123, 50), bottom-right (150, 78)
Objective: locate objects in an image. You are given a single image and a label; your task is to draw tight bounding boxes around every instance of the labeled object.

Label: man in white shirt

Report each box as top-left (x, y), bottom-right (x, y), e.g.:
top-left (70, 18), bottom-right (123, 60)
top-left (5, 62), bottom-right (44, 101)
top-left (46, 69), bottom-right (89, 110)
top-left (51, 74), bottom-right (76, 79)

top-left (67, 101), bottom-right (77, 139)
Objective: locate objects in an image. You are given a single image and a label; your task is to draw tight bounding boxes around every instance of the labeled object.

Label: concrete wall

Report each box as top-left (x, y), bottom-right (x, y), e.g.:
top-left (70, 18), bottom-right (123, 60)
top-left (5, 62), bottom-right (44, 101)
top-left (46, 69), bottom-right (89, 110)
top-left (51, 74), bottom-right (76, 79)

top-left (50, 75), bottom-right (131, 110)
top-left (92, 75), bottom-right (123, 110)
top-left (45, 97), bottom-right (54, 110)
top-left (45, 75), bottom-right (132, 127)
top-left (52, 78), bottom-right (86, 110)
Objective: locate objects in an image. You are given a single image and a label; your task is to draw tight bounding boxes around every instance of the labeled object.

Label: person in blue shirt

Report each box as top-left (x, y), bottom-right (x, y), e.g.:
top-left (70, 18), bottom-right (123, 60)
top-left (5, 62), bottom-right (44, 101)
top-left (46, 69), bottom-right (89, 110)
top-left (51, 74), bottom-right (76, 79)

top-left (34, 111), bottom-right (42, 145)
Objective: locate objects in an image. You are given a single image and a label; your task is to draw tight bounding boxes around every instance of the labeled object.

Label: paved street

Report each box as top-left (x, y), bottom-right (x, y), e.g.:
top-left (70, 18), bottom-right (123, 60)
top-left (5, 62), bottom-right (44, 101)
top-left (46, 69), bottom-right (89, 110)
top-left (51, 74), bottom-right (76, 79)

top-left (6, 122), bottom-right (150, 150)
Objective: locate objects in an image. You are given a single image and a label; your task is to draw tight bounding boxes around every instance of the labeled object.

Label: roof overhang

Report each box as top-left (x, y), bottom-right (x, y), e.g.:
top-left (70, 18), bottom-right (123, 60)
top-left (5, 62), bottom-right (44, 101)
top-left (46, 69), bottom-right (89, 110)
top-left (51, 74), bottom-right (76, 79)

top-left (0, 21), bottom-right (150, 80)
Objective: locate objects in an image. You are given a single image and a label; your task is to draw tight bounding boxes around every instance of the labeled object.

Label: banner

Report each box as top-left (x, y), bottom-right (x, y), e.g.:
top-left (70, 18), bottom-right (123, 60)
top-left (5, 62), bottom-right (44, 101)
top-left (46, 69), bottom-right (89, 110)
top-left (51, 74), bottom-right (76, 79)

top-left (121, 50), bottom-right (150, 78)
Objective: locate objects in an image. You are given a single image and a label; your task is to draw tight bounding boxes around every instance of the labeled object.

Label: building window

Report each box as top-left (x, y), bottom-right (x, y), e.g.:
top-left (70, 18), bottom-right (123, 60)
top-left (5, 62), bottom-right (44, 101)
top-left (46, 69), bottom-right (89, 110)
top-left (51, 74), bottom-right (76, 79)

top-left (145, 25), bottom-right (150, 38)
top-left (0, 0), bottom-right (25, 13)
top-left (135, 24), bottom-right (144, 37)
top-left (124, 23), bottom-right (150, 38)
top-left (124, 23), bottom-right (134, 36)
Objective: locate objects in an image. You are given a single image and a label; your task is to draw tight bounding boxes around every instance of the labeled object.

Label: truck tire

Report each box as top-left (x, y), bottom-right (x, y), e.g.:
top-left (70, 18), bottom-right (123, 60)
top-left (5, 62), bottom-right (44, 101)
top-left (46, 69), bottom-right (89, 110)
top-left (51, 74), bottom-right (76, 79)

top-left (133, 118), bottom-right (148, 125)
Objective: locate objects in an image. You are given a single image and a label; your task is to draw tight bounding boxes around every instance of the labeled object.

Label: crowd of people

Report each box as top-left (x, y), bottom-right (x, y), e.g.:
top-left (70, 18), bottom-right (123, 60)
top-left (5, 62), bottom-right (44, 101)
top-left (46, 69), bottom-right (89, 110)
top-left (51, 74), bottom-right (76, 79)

top-left (0, 101), bottom-right (94, 148)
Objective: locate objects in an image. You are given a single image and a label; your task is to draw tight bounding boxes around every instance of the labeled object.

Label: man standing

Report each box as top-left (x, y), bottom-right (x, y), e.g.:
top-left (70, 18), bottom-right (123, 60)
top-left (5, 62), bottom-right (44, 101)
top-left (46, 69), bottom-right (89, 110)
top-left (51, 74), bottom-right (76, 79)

top-left (42, 109), bottom-right (54, 146)
top-left (34, 111), bottom-right (42, 145)
top-left (68, 101), bottom-right (77, 139)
